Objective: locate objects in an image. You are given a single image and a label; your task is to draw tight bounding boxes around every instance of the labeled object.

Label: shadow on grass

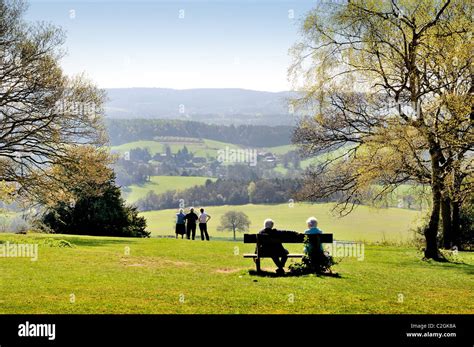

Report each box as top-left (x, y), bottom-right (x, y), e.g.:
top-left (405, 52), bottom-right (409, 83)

top-left (55, 236), bottom-right (139, 248)
top-left (428, 260), bottom-right (474, 276)
top-left (248, 269), bottom-right (342, 278)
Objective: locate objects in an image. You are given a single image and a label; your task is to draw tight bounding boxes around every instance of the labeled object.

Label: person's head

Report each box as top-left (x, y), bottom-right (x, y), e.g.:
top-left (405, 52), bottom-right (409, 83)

top-left (200, 208), bottom-right (204, 213)
top-left (264, 218), bottom-right (274, 229)
top-left (179, 208), bottom-right (184, 214)
top-left (190, 207), bottom-right (194, 213)
top-left (306, 216), bottom-right (318, 229)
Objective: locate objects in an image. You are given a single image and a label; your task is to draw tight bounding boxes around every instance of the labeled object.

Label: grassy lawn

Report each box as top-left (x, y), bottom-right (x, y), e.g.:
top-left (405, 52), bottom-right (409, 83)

top-left (124, 176), bottom-right (215, 203)
top-left (0, 233), bottom-right (472, 314)
top-left (141, 203), bottom-right (425, 243)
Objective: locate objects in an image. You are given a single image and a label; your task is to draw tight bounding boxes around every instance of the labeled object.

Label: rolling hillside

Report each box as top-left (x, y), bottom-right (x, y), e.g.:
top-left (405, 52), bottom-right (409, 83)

top-left (123, 176), bottom-right (216, 203)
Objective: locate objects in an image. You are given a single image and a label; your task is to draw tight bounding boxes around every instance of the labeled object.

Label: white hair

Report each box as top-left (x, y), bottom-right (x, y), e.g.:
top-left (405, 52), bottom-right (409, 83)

top-left (264, 218), bottom-right (274, 229)
top-left (306, 217), bottom-right (318, 228)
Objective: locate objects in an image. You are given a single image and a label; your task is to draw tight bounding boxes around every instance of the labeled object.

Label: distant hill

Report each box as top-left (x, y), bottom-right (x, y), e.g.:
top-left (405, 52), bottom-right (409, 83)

top-left (104, 88), bottom-right (297, 125)
top-left (106, 119), bottom-right (293, 147)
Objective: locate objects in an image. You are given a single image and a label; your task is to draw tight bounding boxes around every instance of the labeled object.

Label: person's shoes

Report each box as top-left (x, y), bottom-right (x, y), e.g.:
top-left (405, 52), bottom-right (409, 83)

top-left (276, 268), bottom-right (285, 275)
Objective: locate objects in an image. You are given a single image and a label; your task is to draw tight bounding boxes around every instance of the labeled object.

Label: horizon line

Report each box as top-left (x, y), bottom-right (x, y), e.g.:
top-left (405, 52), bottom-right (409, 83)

top-left (103, 86), bottom-right (294, 93)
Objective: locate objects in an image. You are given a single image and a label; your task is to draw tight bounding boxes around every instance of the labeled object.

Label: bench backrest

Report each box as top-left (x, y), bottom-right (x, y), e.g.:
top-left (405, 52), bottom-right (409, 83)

top-left (243, 233), bottom-right (333, 244)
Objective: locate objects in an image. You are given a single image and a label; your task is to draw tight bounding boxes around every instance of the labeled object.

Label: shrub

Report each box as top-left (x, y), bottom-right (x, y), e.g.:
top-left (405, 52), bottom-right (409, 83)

top-left (42, 178), bottom-right (150, 238)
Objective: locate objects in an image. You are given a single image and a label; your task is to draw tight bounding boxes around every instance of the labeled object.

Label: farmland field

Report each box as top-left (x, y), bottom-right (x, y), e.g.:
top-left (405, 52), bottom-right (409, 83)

top-left (111, 138), bottom-right (243, 158)
top-left (123, 176), bottom-right (215, 203)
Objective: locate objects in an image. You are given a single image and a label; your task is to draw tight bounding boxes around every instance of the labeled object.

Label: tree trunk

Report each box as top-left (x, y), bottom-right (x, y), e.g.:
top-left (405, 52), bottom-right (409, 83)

top-left (424, 187), bottom-right (441, 259)
top-left (424, 144), bottom-right (444, 260)
top-left (233, 226), bottom-right (236, 241)
top-left (441, 194), bottom-right (452, 249)
top-left (451, 200), bottom-right (461, 250)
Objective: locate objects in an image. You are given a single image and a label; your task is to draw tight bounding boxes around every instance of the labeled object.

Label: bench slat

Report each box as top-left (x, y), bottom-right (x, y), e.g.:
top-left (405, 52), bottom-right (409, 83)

top-left (243, 233), bottom-right (333, 244)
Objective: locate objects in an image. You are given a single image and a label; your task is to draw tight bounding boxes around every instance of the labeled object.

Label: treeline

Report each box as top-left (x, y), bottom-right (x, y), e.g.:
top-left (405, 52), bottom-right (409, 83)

top-left (106, 119), bottom-right (292, 147)
top-left (135, 178), bottom-right (304, 211)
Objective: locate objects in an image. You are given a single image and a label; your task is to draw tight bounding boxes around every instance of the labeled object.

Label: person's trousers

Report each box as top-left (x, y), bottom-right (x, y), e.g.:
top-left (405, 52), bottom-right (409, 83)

top-left (271, 249), bottom-right (289, 269)
top-left (186, 223), bottom-right (196, 240)
top-left (198, 223), bottom-right (209, 241)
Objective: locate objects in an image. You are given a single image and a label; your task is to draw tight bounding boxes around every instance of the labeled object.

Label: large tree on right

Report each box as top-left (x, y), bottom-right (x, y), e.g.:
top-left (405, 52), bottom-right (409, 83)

top-left (290, 0), bottom-right (472, 260)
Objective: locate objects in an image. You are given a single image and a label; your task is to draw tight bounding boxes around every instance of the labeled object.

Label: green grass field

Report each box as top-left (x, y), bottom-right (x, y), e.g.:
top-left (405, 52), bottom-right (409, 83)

top-left (111, 138), bottom-right (300, 158)
top-left (111, 139), bottom-right (243, 158)
top-left (141, 203), bottom-right (424, 243)
top-left (123, 176), bottom-right (215, 203)
top-left (263, 144), bottom-right (297, 155)
top-left (0, 233), bottom-right (472, 314)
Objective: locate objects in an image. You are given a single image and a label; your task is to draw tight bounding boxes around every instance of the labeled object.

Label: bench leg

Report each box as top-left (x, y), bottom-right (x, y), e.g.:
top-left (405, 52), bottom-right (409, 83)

top-left (255, 258), bottom-right (261, 273)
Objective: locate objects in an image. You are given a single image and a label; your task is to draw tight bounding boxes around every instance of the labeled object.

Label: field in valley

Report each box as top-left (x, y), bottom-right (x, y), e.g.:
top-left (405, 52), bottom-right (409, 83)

top-left (123, 176), bottom-right (215, 203)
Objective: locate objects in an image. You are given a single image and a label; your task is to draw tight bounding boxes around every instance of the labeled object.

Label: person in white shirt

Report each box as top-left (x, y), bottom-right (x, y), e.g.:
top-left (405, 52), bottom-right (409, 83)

top-left (198, 208), bottom-right (211, 241)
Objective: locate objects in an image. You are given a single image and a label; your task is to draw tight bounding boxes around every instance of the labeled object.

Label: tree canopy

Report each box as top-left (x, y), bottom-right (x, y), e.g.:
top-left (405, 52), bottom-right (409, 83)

top-left (290, 0), bottom-right (473, 259)
top-left (0, 0), bottom-right (106, 196)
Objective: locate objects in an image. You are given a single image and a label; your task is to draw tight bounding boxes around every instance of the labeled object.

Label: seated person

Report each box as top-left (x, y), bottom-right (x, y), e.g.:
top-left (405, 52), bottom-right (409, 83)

top-left (257, 219), bottom-right (297, 275)
top-left (304, 216), bottom-right (324, 256)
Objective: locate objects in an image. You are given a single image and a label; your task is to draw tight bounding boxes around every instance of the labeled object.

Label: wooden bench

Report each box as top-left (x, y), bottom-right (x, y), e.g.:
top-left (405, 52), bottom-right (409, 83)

top-left (243, 233), bottom-right (333, 272)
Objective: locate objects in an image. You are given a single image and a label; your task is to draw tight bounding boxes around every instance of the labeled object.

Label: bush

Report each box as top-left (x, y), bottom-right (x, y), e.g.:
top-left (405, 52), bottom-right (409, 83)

top-left (42, 178), bottom-right (150, 238)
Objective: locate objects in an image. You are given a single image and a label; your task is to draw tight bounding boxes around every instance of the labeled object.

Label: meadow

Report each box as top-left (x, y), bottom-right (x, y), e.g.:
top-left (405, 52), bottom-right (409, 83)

top-left (123, 176), bottom-right (215, 203)
top-left (111, 138), bottom-right (243, 158)
top-left (111, 138), bottom-right (302, 157)
top-left (0, 233), bottom-right (472, 314)
top-left (140, 202), bottom-right (425, 243)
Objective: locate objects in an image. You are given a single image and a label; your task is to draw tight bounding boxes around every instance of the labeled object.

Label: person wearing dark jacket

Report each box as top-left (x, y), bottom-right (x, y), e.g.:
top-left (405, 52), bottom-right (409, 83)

top-left (185, 207), bottom-right (199, 240)
top-left (257, 219), bottom-right (297, 274)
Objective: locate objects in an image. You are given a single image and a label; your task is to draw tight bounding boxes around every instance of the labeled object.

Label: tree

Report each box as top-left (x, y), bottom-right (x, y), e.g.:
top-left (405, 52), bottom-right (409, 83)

top-left (37, 147), bottom-right (148, 237)
top-left (136, 190), bottom-right (161, 212)
top-left (0, 0), bottom-right (106, 197)
top-left (129, 148), bottom-right (151, 163)
top-left (247, 181), bottom-right (256, 203)
top-left (217, 211), bottom-right (251, 241)
top-left (42, 177), bottom-right (149, 238)
top-left (23, 146), bottom-right (114, 211)
top-left (0, 180), bottom-right (15, 216)
top-left (290, 0), bottom-right (473, 260)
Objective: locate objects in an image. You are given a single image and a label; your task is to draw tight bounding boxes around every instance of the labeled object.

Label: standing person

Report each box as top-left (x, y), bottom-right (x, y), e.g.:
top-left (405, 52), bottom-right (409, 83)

top-left (198, 208), bottom-right (211, 241)
top-left (175, 209), bottom-right (186, 239)
top-left (185, 207), bottom-right (198, 240)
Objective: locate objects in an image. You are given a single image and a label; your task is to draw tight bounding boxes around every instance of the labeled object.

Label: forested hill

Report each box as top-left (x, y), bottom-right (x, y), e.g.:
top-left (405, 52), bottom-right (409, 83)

top-left (105, 88), bottom-right (296, 125)
top-left (106, 119), bottom-right (293, 147)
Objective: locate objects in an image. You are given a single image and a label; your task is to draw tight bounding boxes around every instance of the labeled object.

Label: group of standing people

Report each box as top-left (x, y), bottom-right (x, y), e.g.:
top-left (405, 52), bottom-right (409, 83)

top-left (175, 207), bottom-right (211, 241)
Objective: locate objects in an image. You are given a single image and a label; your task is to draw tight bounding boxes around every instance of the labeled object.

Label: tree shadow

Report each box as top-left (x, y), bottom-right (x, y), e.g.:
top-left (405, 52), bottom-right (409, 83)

top-left (57, 236), bottom-right (139, 247)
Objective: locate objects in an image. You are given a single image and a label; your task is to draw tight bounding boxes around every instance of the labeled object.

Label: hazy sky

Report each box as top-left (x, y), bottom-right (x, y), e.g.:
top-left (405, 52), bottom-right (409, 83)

top-left (25, 0), bottom-right (317, 92)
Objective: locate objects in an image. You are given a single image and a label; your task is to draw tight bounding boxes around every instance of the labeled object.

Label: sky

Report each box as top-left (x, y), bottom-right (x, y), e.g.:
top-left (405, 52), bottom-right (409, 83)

top-left (25, 0), bottom-right (318, 92)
